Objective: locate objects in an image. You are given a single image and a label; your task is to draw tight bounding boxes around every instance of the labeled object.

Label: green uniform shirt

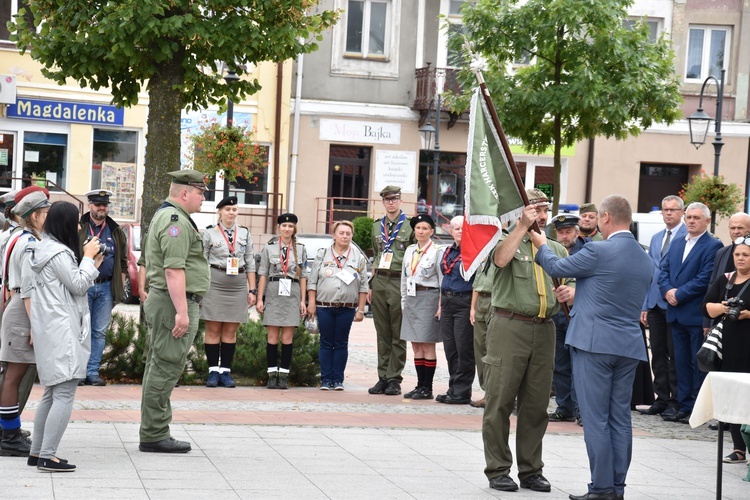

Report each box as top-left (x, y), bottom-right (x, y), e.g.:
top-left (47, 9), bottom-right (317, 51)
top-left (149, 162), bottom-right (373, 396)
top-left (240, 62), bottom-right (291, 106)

top-left (371, 212), bottom-right (415, 273)
top-left (491, 232), bottom-right (570, 318)
top-left (472, 258), bottom-right (495, 293)
top-left (144, 200), bottom-right (210, 295)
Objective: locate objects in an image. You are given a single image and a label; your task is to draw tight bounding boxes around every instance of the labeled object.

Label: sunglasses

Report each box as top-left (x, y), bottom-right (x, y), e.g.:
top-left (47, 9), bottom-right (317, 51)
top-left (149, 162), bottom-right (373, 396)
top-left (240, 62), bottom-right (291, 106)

top-left (734, 237), bottom-right (750, 246)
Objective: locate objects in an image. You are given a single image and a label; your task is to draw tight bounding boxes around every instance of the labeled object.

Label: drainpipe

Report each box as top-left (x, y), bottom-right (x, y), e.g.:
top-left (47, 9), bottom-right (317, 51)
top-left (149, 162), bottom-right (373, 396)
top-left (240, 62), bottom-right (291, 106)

top-left (746, 137), bottom-right (750, 213)
top-left (585, 137), bottom-right (595, 202)
top-left (289, 50), bottom-right (304, 214)
top-left (273, 62), bottom-right (283, 221)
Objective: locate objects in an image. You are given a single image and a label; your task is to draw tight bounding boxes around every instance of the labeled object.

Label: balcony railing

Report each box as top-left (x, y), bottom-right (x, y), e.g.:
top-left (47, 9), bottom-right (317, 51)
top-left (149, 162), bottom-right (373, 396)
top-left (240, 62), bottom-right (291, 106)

top-left (413, 64), bottom-right (464, 128)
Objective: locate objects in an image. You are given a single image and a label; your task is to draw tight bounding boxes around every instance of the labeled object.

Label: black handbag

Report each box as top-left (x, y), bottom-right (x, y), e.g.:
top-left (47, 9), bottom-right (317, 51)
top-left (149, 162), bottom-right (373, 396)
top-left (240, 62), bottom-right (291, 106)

top-left (697, 273), bottom-right (750, 373)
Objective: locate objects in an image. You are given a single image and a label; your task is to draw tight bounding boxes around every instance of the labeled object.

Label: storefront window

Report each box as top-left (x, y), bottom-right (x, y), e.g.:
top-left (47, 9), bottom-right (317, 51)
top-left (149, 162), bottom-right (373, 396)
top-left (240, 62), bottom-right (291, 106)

top-left (418, 151), bottom-right (466, 226)
top-left (22, 132), bottom-right (67, 190)
top-left (91, 129), bottom-right (138, 189)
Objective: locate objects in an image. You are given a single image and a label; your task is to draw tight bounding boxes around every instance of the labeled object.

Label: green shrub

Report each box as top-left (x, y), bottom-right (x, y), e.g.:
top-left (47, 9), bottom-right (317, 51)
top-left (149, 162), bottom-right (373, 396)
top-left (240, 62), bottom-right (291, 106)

top-left (352, 216), bottom-right (374, 256)
top-left (100, 312), bottom-right (147, 382)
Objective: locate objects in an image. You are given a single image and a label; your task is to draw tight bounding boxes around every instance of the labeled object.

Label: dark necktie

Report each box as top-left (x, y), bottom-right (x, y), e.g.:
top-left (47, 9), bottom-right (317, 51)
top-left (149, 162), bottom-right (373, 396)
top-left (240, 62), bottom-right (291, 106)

top-left (281, 246), bottom-right (288, 260)
top-left (226, 229), bottom-right (234, 244)
top-left (661, 230), bottom-right (672, 257)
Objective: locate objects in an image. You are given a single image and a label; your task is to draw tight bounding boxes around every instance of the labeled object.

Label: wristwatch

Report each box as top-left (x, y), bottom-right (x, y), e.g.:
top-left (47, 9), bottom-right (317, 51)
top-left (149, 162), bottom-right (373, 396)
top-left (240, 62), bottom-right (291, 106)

top-left (356, 310), bottom-right (365, 314)
top-left (249, 289), bottom-right (258, 295)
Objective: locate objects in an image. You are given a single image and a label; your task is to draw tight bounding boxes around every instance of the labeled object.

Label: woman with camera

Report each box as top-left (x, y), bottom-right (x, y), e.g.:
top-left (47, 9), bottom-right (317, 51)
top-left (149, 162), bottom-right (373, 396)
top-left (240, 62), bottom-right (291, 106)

top-left (27, 201), bottom-right (103, 472)
top-left (702, 235), bottom-right (750, 464)
top-left (200, 196), bottom-right (256, 388)
top-left (0, 187), bottom-right (51, 457)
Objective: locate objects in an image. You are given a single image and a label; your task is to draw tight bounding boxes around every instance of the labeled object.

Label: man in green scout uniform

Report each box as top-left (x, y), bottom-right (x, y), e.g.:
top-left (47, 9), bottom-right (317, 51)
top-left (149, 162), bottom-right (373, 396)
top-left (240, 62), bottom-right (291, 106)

top-left (139, 169), bottom-right (210, 453)
top-left (483, 189), bottom-right (574, 493)
top-left (469, 259), bottom-right (495, 408)
top-left (578, 203), bottom-right (604, 241)
top-left (368, 185), bottom-right (415, 396)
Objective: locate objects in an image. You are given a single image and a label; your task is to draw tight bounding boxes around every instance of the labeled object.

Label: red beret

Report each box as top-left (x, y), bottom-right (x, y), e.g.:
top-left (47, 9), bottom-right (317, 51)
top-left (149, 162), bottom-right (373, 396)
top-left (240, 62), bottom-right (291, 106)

top-left (15, 186), bottom-right (50, 205)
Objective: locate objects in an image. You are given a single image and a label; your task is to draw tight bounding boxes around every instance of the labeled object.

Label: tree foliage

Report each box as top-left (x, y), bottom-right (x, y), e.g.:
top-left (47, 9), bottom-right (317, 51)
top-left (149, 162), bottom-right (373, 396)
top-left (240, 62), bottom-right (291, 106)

top-left (10, 1), bottom-right (337, 229)
top-left (446, 0), bottom-right (683, 213)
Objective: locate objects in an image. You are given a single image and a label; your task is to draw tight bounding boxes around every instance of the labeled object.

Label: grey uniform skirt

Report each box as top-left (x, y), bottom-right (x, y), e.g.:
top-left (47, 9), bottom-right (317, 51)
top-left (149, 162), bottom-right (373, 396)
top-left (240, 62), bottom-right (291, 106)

top-left (400, 289), bottom-right (441, 343)
top-left (263, 280), bottom-right (301, 327)
top-left (0, 294), bottom-right (35, 364)
top-left (200, 267), bottom-right (249, 323)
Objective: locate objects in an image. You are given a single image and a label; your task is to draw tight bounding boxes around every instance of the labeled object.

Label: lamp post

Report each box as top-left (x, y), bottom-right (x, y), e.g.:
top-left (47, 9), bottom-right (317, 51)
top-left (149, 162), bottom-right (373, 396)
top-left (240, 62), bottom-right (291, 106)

top-left (687, 68), bottom-right (725, 232)
top-left (222, 69), bottom-right (240, 198)
top-left (419, 95), bottom-right (441, 220)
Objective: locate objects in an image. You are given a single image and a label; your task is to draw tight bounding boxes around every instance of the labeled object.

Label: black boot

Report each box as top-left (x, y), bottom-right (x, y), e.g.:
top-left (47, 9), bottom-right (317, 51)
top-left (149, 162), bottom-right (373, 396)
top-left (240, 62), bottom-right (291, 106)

top-left (0, 428), bottom-right (31, 457)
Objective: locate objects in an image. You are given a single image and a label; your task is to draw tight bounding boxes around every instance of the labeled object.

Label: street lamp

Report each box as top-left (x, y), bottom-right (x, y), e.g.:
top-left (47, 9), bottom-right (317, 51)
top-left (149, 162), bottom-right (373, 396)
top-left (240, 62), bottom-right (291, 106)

top-left (418, 95), bottom-right (441, 220)
top-left (222, 69), bottom-right (240, 198)
top-left (687, 68), bottom-right (725, 232)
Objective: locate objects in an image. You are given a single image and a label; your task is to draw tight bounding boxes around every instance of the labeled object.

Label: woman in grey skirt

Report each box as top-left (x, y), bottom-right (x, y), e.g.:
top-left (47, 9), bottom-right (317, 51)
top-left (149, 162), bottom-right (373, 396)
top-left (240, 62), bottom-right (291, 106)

top-left (400, 214), bottom-right (444, 400)
top-left (256, 213), bottom-right (307, 389)
top-left (0, 187), bottom-right (51, 457)
top-left (200, 196), bottom-right (257, 388)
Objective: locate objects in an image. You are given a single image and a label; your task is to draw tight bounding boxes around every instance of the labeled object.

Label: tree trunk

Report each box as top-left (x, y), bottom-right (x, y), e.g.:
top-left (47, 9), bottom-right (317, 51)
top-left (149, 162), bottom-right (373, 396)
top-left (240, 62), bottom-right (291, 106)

top-left (141, 60), bottom-right (186, 234)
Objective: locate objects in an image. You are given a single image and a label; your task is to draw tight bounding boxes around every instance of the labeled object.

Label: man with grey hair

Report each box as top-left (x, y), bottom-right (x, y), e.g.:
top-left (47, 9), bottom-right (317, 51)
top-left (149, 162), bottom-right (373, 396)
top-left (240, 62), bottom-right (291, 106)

top-left (437, 216), bottom-right (476, 405)
top-left (639, 195), bottom-right (686, 419)
top-left (658, 202), bottom-right (722, 423)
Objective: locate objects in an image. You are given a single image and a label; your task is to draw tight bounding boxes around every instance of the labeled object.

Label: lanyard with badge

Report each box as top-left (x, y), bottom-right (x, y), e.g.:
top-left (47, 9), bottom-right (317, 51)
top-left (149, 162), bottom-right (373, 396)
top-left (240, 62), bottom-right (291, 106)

top-left (406, 241), bottom-right (432, 296)
top-left (331, 246), bottom-right (355, 285)
top-left (278, 240), bottom-right (292, 296)
top-left (378, 212), bottom-right (406, 269)
top-left (219, 225), bottom-right (239, 275)
top-left (89, 222), bottom-right (107, 239)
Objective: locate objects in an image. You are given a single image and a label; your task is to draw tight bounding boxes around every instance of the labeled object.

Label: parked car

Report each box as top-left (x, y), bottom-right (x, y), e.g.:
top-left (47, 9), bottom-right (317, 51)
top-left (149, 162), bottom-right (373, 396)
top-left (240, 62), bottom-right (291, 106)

top-left (120, 222), bottom-right (141, 304)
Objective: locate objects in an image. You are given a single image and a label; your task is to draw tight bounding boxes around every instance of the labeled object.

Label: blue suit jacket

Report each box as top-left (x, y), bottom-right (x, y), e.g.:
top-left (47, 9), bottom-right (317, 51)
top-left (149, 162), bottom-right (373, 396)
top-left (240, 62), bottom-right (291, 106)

top-left (657, 232), bottom-right (723, 326)
top-left (643, 224), bottom-right (687, 311)
top-left (536, 232), bottom-right (652, 361)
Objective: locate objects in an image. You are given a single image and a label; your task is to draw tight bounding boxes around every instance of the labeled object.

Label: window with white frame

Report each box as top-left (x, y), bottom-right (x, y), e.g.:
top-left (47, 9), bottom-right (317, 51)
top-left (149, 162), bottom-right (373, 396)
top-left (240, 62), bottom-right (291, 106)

top-left (0, 0), bottom-right (33, 41)
top-left (623, 17), bottom-right (662, 43)
top-left (685, 25), bottom-right (731, 81)
top-left (345, 0), bottom-right (389, 59)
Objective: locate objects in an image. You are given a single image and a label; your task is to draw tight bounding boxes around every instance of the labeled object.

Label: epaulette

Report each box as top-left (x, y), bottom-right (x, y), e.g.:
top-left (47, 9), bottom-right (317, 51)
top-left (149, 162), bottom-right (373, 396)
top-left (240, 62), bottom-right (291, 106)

top-left (206, 225), bottom-right (214, 229)
top-left (170, 214), bottom-right (179, 221)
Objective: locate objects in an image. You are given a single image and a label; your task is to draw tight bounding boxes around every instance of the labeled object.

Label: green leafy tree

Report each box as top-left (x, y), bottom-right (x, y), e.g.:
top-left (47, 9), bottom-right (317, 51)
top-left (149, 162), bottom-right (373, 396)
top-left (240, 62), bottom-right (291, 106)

top-left (446, 0), bottom-right (682, 214)
top-left (10, 1), bottom-right (337, 230)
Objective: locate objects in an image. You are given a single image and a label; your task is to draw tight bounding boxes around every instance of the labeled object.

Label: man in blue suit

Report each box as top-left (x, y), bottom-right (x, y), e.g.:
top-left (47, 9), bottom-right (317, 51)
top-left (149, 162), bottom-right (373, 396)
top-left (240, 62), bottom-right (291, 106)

top-left (658, 202), bottom-right (722, 424)
top-left (531, 195), bottom-right (652, 500)
top-left (639, 195), bottom-right (686, 419)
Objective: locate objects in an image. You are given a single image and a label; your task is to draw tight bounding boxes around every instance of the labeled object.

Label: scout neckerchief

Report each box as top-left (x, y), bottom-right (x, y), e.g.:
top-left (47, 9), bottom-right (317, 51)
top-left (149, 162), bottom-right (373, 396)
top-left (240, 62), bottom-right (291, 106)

top-left (330, 245), bottom-right (351, 269)
top-left (381, 212), bottom-right (406, 253)
top-left (410, 241), bottom-right (432, 275)
top-left (219, 223), bottom-right (237, 256)
top-left (442, 244), bottom-right (461, 276)
top-left (88, 220), bottom-right (107, 239)
top-left (279, 239), bottom-right (292, 275)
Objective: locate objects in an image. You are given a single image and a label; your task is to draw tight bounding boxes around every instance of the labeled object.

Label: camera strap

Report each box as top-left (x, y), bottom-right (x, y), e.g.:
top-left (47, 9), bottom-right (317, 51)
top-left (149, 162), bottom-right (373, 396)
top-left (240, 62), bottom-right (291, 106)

top-left (724, 271), bottom-right (750, 302)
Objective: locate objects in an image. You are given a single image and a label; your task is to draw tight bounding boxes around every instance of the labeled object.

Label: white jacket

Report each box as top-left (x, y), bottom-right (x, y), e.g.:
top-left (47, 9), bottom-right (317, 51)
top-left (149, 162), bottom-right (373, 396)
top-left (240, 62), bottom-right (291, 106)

top-left (29, 237), bottom-right (98, 386)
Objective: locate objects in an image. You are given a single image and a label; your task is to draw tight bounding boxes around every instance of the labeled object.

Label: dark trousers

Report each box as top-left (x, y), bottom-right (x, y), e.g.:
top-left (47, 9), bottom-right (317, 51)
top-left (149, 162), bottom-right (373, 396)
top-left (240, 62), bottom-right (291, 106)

top-left (671, 322), bottom-right (706, 413)
top-left (317, 307), bottom-right (356, 385)
top-left (440, 293), bottom-right (475, 399)
top-left (552, 311), bottom-right (578, 418)
top-left (646, 307), bottom-right (677, 409)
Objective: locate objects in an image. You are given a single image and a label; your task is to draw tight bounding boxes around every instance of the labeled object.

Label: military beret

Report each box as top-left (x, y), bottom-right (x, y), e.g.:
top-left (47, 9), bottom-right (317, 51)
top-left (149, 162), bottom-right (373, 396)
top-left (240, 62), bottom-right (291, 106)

top-left (13, 188), bottom-right (52, 218)
top-left (550, 213), bottom-right (580, 230)
top-left (526, 188), bottom-right (550, 206)
top-left (14, 186), bottom-right (49, 206)
top-left (85, 189), bottom-right (113, 204)
top-left (380, 185), bottom-right (402, 198)
top-left (0, 190), bottom-right (18, 207)
top-left (216, 196), bottom-right (238, 209)
top-left (277, 213), bottom-right (298, 225)
top-left (579, 203), bottom-right (598, 214)
top-left (410, 213), bottom-right (435, 229)
top-left (168, 169), bottom-right (207, 190)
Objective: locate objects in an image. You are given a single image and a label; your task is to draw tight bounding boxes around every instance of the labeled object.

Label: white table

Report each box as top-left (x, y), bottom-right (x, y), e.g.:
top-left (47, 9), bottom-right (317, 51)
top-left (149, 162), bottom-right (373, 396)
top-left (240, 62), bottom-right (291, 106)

top-left (689, 372), bottom-right (750, 499)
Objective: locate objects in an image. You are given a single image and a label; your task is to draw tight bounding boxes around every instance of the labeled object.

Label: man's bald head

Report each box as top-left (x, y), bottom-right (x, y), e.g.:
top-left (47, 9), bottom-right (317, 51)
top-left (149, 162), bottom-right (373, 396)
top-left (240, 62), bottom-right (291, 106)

top-left (728, 212), bottom-right (750, 241)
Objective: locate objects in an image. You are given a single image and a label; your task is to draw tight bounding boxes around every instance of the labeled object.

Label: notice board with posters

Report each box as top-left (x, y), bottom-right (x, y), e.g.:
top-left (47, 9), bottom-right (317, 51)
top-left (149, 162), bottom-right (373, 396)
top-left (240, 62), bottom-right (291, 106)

top-left (101, 161), bottom-right (137, 219)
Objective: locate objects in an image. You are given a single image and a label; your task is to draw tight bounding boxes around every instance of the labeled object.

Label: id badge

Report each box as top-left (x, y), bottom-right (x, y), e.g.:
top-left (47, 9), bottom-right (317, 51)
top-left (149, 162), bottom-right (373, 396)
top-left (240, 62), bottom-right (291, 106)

top-left (278, 278), bottom-right (292, 297)
top-left (336, 269), bottom-right (355, 285)
top-left (378, 252), bottom-right (393, 269)
top-left (226, 257), bottom-right (239, 275)
top-left (406, 277), bottom-right (417, 297)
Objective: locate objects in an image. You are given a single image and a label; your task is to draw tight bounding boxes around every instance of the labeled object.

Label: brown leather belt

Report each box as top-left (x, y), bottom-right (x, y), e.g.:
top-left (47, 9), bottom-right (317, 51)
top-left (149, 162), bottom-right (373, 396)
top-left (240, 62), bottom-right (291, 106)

top-left (493, 308), bottom-right (551, 324)
top-left (375, 270), bottom-right (400, 279)
top-left (211, 263), bottom-right (246, 273)
top-left (477, 291), bottom-right (491, 297)
top-left (316, 302), bottom-right (357, 308)
top-left (415, 285), bottom-right (437, 292)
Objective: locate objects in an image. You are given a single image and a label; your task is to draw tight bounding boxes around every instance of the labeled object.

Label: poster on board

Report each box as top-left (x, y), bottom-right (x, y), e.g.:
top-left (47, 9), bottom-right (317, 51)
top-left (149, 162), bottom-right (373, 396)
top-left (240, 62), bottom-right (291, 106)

top-left (101, 161), bottom-right (137, 219)
top-left (374, 150), bottom-right (416, 194)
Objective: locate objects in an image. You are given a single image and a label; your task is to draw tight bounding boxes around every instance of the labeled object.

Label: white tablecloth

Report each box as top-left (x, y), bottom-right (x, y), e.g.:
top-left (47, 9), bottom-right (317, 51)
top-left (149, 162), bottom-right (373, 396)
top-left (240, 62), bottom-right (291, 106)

top-left (689, 372), bottom-right (750, 428)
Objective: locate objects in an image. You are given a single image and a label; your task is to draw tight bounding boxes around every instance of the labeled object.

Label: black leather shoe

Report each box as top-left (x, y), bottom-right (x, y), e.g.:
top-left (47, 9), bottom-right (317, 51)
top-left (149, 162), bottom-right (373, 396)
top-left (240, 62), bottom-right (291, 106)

top-left (520, 473), bottom-right (551, 492)
top-left (569, 492), bottom-right (622, 500)
top-left (660, 407), bottom-right (679, 420)
top-left (368, 378), bottom-right (388, 394)
top-left (638, 404), bottom-right (667, 415)
top-left (663, 410), bottom-right (690, 423)
top-left (436, 393), bottom-right (448, 403)
top-left (489, 475), bottom-right (518, 491)
top-left (708, 422), bottom-right (730, 431)
top-left (439, 394), bottom-right (471, 405)
top-left (139, 437), bottom-right (191, 453)
top-left (384, 379), bottom-right (401, 395)
top-left (84, 375), bottom-right (107, 386)
top-left (549, 411), bottom-right (576, 422)
top-left (677, 413), bottom-right (691, 424)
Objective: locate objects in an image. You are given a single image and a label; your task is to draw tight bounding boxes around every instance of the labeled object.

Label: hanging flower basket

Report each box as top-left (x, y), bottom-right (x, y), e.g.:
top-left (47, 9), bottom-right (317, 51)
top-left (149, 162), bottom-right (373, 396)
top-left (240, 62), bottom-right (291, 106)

top-left (186, 121), bottom-right (266, 184)
top-left (679, 172), bottom-right (744, 220)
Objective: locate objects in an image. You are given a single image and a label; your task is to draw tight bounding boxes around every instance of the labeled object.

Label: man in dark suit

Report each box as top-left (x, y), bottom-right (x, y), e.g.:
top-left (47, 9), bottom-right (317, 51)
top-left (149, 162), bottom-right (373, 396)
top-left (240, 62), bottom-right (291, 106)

top-left (531, 195), bottom-right (653, 500)
top-left (639, 195), bottom-right (686, 419)
top-left (706, 212), bottom-right (750, 289)
top-left (658, 202), bottom-right (723, 424)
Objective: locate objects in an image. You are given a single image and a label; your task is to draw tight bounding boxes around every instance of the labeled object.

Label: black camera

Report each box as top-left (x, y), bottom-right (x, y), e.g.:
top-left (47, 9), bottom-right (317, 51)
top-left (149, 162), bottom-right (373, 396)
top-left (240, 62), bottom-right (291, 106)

top-left (725, 296), bottom-right (745, 322)
top-left (84, 237), bottom-right (110, 256)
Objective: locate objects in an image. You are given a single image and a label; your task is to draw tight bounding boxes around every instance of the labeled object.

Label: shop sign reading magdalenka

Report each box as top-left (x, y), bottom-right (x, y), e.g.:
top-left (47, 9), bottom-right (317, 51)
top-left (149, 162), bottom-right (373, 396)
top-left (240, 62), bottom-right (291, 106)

top-left (7, 98), bottom-right (124, 126)
top-left (319, 118), bottom-right (400, 145)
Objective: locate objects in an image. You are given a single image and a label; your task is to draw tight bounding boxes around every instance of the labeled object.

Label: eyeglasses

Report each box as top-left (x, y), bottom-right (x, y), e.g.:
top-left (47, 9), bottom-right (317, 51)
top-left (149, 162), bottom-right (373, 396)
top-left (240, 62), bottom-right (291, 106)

top-left (734, 236), bottom-right (750, 246)
top-left (383, 197), bottom-right (400, 204)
